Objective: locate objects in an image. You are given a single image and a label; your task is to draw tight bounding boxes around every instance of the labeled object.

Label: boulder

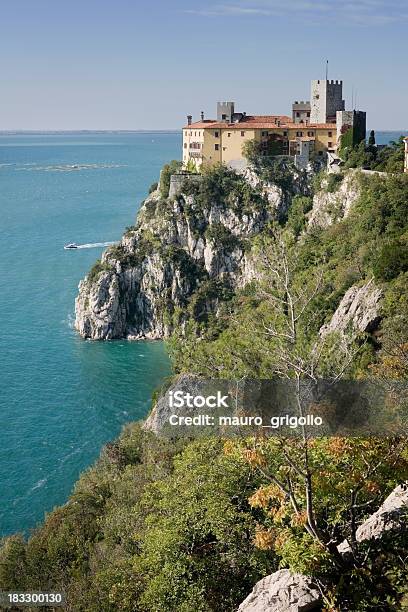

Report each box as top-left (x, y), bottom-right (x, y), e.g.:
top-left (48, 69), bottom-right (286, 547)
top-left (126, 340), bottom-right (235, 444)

top-left (338, 483), bottom-right (408, 554)
top-left (320, 280), bottom-right (382, 339)
top-left (237, 569), bottom-right (321, 612)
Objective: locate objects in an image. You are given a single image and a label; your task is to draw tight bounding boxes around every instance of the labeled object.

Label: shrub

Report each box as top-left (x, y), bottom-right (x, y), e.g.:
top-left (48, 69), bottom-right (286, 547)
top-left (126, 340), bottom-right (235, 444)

top-left (326, 172), bottom-right (344, 193)
top-left (160, 160), bottom-right (182, 197)
top-left (373, 238), bottom-right (408, 281)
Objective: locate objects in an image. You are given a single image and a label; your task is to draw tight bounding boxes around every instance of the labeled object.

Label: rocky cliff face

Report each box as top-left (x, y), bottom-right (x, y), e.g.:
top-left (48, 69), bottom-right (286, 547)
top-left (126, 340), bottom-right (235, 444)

top-left (75, 175), bottom-right (281, 340)
top-left (75, 166), bottom-right (366, 341)
top-left (308, 170), bottom-right (361, 229)
top-left (319, 279), bottom-right (383, 340)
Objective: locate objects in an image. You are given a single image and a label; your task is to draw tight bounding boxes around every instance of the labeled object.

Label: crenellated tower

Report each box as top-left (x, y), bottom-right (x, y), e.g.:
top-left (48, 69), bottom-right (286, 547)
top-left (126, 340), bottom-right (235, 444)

top-left (310, 79), bottom-right (345, 124)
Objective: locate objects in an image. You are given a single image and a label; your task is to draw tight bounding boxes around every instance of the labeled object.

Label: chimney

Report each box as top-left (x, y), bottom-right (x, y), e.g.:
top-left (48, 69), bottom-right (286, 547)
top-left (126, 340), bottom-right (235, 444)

top-left (201, 111), bottom-right (204, 121)
top-left (187, 115), bottom-right (192, 126)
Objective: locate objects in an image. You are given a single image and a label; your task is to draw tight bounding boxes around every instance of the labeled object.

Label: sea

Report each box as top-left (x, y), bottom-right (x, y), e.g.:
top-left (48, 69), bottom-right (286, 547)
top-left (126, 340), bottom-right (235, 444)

top-left (0, 132), bottom-right (180, 537)
top-left (0, 130), bottom-right (404, 539)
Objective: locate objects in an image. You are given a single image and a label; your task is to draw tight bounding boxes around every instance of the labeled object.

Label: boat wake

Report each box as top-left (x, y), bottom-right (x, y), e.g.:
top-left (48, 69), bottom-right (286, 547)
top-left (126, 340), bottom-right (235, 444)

top-left (64, 241), bottom-right (117, 250)
top-left (76, 241), bottom-right (117, 249)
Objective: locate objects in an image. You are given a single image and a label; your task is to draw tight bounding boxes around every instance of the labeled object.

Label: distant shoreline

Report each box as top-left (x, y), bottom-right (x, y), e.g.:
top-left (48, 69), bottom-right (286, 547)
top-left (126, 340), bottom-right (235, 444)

top-left (0, 130), bottom-right (181, 135)
top-left (0, 129), bottom-right (406, 136)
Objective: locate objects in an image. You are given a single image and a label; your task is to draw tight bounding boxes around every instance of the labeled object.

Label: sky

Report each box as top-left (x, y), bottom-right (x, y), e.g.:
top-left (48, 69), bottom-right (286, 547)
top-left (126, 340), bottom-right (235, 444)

top-left (0, 0), bottom-right (407, 131)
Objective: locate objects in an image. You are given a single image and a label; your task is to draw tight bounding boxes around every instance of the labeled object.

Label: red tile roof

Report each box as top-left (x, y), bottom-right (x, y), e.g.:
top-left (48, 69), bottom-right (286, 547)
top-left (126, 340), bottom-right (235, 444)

top-left (183, 115), bottom-right (335, 130)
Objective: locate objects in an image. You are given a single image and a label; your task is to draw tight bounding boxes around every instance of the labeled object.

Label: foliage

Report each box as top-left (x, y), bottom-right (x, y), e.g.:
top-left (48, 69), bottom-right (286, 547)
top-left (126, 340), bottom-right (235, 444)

top-left (286, 195), bottom-right (313, 237)
top-left (160, 160), bottom-right (182, 197)
top-left (148, 181), bottom-right (158, 194)
top-left (205, 222), bottom-right (242, 252)
top-left (2, 430), bottom-right (407, 610)
top-left (242, 137), bottom-right (286, 162)
top-left (242, 138), bottom-right (301, 192)
top-left (340, 137), bottom-right (405, 173)
top-left (87, 259), bottom-right (112, 283)
top-left (325, 172), bottom-right (344, 193)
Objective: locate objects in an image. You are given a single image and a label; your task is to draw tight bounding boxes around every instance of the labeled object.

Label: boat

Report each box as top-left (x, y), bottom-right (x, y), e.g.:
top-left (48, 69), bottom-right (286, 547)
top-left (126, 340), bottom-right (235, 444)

top-left (64, 243), bottom-right (78, 250)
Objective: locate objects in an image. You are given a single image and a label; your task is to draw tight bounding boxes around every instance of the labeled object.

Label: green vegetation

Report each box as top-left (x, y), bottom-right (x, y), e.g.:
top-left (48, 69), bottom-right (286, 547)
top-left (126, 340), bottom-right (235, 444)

top-left (159, 160), bottom-right (182, 197)
top-left (325, 172), bottom-right (344, 193)
top-left (242, 136), bottom-right (287, 160)
top-left (1, 164), bottom-right (408, 610)
top-left (87, 259), bottom-right (112, 283)
top-left (340, 136), bottom-right (405, 173)
top-left (286, 195), bottom-right (313, 236)
top-left (242, 139), bottom-right (298, 192)
top-left (170, 173), bottom-right (408, 379)
top-left (189, 163), bottom-right (267, 217)
top-left (205, 222), bottom-right (242, 252)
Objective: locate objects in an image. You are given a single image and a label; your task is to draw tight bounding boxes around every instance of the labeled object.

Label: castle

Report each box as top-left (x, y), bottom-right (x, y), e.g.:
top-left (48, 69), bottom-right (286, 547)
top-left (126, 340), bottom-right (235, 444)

top-left (183, 78), bottom-right (366, 170)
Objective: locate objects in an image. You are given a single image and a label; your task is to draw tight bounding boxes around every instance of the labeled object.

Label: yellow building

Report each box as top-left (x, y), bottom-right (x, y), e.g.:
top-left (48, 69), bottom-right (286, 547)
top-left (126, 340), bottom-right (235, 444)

top-left (183, 107), bottom-right (337, 169)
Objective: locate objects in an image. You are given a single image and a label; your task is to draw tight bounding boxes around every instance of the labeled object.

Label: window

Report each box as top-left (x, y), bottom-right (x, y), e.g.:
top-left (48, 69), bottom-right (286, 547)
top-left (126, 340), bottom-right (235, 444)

top-left (215, 144), bottom-right (219, 151)
top-left (215, 131), bottom-right (219, 137)
top-left (222, 114), bottom-right (227, 120)
top-left (296, 112), bottom-right (300, 117)
top-left (316, 95), bottom-right (320, 99)
top-left (307, 131), bottom-right (314, 137)
top-left (328, 142), bottom-right (333, 148)
top-left (296, 131), bottom-right (303, 137)
top-left (307, 112), bottom-right (310, 117)
top-left (184, 143), bottom-right (187, 148)
top-left (241, 131), bottom-right (245, 137)
top-left (261, 131), bottom-right (268, 137)
top-left (194, 131), bottom-right (196, 136)
top-left (283, 131), bottom-right (288, 136)
top-left (227, 132), bottom-right (231, 137)
top-left (223, 147), bottom-right (226, 151)
top-left (328, 131), bottom-right (333, 137)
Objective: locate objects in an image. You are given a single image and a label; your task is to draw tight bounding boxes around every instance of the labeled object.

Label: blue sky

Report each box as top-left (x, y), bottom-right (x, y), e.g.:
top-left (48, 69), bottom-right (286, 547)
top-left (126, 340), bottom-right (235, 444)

top-left (1, 0), bottom-right (407, 130)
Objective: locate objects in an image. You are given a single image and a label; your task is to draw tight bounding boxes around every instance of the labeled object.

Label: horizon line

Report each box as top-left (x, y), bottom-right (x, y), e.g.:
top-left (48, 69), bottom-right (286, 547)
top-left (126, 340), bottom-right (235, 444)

top-left (0, 128), bottom-right (406, 135)
top-left (0, 129), bottom-right (181, 135)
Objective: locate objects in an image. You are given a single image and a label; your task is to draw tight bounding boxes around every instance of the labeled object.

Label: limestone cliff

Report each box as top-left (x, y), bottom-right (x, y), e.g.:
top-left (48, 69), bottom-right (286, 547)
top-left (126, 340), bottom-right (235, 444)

top-left (308, 169), bottom-right (361, 229)
top-left (75, 165), bottom-right (366, 341)
top-left (75, 172), bottom-right (282, 340)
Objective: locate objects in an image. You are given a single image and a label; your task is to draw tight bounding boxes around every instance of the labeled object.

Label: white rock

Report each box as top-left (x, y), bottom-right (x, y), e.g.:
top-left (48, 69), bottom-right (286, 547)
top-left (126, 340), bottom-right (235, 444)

top-left (319, 280), bottom-right (382, 339)
top-left (338, 484), bottom-right (408, 554)
top-left (237, 569), bottom-right (321, 612)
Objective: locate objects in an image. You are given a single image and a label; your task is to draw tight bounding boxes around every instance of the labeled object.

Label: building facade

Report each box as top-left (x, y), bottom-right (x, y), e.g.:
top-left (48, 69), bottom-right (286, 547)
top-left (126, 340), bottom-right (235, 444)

top-left (183, 113), bottom-right (336, 169)
top-left (183, 78), bottom-right (364, 171)
top-left (292, 101), bottom-right (311, 124)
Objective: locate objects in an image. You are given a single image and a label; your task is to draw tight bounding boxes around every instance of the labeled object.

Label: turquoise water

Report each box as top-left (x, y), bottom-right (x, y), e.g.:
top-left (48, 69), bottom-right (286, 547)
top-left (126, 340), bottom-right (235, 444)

top-left (0, 133), bottom-right (180, 537)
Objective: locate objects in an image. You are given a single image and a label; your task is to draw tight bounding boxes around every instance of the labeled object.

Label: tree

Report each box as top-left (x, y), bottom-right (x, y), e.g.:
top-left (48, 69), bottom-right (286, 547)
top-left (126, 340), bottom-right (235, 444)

top-left (242, 227), bottom-right (408, 578)
top-left (160, 160), bottom-right (183, 197)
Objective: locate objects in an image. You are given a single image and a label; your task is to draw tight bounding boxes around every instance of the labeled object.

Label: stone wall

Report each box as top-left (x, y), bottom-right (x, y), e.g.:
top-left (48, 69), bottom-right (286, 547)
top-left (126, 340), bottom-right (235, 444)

top-left (168, 173), bottom-right (202, 198)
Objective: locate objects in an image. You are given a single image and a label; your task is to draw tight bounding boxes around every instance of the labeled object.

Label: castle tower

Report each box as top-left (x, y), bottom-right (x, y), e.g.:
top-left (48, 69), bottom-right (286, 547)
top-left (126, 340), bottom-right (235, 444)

top-left (336, 110), bottom-right (366, 147)
top-left (310, 80), bottom-right (345, 124)
top-left (217, 101), bottom-right (235, 122)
